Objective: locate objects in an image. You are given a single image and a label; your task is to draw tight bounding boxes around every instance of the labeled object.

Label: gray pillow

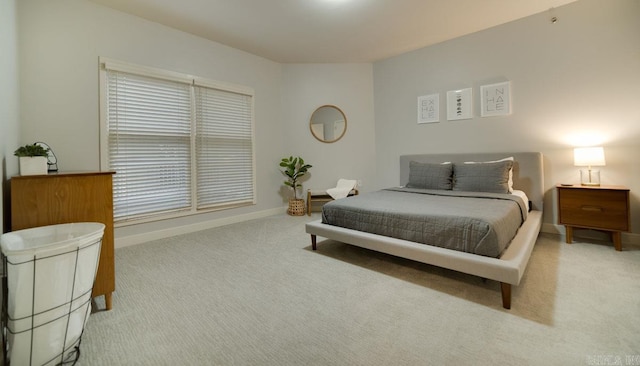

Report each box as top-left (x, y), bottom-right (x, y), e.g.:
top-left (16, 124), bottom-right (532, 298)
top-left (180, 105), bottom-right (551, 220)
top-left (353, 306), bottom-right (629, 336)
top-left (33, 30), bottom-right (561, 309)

top-left (406, 161), bottom-right (453, 190)
top-left (453, 160), bottom-right (513, 193)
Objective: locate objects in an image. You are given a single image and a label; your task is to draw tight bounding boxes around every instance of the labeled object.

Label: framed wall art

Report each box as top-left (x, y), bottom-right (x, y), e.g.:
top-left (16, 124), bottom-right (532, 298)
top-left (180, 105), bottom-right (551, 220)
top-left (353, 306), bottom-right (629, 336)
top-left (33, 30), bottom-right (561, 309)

top-left (481, 81), bottom-right (511, 117)
top-left (446, 88), bottom-right (472, 121)
top-left (417, 93), bottom-right (439, 124)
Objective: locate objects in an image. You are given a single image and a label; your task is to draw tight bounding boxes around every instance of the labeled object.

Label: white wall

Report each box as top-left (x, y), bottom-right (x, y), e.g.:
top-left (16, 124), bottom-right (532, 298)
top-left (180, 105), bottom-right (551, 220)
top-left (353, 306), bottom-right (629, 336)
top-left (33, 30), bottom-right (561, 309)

top-left (0, 0), bottom-right (20, 234)
top-left (372, 0), bottom-right (640, 236)
top-left (17, 0), bottom-right (286, 244)
top-left (281, 64), bottom-right (376, 196)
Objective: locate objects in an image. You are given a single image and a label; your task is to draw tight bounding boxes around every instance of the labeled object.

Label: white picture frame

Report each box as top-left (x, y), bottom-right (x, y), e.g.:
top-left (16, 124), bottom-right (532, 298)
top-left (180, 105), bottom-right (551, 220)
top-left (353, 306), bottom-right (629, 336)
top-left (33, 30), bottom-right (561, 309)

top-left (481, 81), bottom-right (511, 117)
top-left (417, 94), bottom-right (439, 124)
top-left (446, 88), bottom-right (472, 121)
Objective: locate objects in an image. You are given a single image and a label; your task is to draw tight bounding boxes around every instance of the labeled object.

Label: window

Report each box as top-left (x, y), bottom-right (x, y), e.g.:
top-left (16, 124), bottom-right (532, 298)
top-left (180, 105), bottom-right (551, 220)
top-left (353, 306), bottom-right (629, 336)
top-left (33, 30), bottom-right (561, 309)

top-left (100, 58), bottom-right (255, 224)
top-left (195, 84), bottom-right (254, 209)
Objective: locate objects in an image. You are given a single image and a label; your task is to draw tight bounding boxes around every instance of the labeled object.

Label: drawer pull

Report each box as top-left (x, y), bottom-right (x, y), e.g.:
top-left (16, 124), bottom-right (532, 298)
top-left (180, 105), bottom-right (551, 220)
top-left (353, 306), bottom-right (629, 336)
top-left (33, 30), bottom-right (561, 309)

top-left (581, 205), bottom-right (603, 212)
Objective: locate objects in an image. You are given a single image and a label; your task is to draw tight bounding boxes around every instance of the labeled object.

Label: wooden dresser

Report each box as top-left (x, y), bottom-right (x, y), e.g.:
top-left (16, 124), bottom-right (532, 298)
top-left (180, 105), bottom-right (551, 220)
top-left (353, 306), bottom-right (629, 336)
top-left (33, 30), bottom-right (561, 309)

top-left (10, 171), bottom-right (116, 310)
top-left (557, 184), bottom-right (630, 251)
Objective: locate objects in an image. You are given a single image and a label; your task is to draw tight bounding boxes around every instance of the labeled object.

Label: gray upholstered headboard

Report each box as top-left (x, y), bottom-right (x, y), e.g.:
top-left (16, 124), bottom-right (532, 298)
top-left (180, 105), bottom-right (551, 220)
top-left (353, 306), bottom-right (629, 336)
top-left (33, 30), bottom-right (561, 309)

top-left (399, 152), bottom-right (544, 211)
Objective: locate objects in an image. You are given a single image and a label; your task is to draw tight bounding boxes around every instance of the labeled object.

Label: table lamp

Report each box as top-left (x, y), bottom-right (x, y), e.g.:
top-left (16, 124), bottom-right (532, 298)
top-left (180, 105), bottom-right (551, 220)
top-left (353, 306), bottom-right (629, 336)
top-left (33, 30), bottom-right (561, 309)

top-left (574, 147), bottom-right (605, 186)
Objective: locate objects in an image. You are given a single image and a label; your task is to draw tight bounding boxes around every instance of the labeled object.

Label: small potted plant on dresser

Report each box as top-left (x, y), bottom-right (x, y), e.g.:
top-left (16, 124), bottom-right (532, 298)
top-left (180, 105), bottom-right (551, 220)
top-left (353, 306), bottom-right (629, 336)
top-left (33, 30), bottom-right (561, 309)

top-left (14, 143), bottom-right (50, 176)
top-left (279, 156), bottom-right (312, 216)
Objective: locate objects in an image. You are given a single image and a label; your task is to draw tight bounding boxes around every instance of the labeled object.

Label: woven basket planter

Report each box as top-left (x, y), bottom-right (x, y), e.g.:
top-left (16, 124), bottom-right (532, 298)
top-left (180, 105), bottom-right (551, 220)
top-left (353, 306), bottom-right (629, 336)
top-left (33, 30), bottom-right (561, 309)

top-left (287, 198), bottom-right (305, 216)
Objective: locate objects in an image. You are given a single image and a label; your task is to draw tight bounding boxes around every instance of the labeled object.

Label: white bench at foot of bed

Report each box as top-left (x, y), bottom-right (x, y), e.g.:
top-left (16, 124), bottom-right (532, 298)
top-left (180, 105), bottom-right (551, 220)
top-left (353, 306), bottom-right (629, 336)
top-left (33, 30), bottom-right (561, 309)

top-left (306, 210), bottom-right (542, 309)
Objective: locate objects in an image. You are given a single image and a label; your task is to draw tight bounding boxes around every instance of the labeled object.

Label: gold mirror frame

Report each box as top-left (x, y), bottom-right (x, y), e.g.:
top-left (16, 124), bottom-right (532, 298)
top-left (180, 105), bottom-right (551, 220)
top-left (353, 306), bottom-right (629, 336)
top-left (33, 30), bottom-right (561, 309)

top-left (309, 105), bottom-right (347, 143)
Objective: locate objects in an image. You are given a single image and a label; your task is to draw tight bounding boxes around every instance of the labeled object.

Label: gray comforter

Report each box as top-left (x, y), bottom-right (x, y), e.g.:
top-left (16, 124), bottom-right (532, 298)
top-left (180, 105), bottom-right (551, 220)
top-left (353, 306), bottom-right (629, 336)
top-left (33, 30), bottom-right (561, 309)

top-left (321, 187), bottom-right (528, 258)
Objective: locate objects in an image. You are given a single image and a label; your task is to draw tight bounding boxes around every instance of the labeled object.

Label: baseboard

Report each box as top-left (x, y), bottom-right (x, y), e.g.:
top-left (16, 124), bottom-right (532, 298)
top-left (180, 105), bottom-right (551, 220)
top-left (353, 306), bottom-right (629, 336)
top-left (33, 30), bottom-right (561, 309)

top-left (541, 223), bottom-right (640, 246)
top-left (114, 207), bottom-right (284, 249)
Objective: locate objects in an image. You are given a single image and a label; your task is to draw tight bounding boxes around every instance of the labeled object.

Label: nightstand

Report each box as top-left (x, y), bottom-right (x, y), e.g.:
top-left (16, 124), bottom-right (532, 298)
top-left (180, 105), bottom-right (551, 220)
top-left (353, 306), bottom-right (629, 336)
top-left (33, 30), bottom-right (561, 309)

top-left (557, 184), bottom-right (630, 251)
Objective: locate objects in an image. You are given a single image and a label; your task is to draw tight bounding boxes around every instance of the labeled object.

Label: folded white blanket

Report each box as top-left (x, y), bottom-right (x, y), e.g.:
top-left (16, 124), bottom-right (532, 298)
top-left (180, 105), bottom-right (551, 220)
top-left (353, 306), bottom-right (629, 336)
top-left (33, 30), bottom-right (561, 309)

top-left (326, 179), bottom-right (357, 200)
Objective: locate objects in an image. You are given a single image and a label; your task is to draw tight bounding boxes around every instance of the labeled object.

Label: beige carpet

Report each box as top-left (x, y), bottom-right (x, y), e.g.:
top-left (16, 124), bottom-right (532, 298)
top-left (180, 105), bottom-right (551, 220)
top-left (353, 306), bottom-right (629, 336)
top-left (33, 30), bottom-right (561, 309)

top-left (77, 213), bottom-right (640, 365)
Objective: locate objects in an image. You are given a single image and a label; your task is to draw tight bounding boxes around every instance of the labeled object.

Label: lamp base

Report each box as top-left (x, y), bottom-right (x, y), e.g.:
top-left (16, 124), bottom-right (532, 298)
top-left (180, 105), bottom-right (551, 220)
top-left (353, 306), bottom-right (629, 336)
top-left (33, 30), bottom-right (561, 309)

top-left (580, 169), bottom-right (600, 186)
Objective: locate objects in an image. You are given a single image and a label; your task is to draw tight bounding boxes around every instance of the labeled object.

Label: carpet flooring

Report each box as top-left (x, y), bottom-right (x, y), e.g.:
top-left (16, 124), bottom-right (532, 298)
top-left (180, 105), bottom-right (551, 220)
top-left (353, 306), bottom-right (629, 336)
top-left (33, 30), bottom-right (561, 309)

top-left (77, 213), bottom-right (640, 365)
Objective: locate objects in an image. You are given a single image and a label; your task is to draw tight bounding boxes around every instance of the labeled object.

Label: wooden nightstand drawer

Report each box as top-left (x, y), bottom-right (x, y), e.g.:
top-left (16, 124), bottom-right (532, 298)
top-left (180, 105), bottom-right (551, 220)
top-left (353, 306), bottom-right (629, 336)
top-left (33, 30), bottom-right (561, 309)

top-left (558, 188), bottom-right (629, 231)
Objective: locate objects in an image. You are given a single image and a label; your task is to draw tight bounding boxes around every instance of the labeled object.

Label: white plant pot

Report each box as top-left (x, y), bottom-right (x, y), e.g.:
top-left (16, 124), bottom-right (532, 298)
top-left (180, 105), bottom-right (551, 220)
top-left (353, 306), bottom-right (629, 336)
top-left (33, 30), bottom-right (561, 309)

top-left (19, 156), bottom-right (48, 176)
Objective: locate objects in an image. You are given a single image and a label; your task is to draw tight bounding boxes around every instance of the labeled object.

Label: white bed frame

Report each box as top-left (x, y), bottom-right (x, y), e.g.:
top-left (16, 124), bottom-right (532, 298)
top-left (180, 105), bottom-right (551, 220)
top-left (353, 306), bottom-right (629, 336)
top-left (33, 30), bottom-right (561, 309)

top-left (305, 152), bottom-right (544, 309)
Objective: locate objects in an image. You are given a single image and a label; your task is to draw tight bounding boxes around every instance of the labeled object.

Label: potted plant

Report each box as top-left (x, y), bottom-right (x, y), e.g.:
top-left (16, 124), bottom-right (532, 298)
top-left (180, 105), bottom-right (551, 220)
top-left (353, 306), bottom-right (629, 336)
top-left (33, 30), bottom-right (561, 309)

top-left (14, 143), bottom-right (50, 176)
top-left (279, 156), bottom-right (312, 216)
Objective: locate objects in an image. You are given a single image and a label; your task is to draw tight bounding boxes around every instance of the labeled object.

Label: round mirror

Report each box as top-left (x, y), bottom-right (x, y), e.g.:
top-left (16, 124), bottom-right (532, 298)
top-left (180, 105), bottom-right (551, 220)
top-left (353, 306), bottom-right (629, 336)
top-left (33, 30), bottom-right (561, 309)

top-left (309, 105), bottom-right (347, 143)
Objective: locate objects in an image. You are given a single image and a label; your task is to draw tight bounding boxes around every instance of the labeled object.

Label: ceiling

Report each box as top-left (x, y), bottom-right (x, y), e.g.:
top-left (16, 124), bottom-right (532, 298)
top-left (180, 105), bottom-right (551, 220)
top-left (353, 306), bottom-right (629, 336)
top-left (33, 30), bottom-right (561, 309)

top-left (87, 0), bottom-right (578, 63)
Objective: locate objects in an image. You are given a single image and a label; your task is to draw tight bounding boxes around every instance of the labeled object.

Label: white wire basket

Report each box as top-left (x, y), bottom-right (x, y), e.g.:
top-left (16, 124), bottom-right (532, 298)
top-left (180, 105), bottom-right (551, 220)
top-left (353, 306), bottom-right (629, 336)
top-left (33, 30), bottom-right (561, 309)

top-left (1, 222), bottom-right (104, 366)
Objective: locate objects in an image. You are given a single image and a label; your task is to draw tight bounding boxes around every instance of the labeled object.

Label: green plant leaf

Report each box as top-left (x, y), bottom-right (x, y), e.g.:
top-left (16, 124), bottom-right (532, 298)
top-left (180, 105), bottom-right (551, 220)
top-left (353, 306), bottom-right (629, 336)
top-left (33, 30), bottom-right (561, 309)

top-left (14, 143), bottom-right (49, 157)
top-left (279, 155), bottom-right (312, 196)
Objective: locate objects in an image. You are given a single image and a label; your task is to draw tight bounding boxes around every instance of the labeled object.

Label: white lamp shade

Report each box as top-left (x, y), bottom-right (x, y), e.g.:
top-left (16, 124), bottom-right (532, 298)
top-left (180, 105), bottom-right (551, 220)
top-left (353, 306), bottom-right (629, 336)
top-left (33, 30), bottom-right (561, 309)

top-left (574, 147), bottom-right (606, 167)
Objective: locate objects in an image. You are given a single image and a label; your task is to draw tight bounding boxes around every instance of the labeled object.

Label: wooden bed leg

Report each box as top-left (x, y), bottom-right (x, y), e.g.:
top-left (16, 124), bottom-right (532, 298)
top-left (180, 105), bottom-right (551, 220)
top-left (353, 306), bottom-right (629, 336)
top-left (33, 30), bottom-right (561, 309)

top-left (311, 234), bottom-right (317, 250)
top-left (500, 283), bottom-right (511, 309)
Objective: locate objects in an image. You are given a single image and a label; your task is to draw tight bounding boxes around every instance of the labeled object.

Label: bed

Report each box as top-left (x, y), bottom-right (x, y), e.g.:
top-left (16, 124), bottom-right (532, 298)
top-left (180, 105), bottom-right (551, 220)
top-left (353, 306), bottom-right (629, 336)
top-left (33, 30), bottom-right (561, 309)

top-left (305, 152), bottom-right (543, 309)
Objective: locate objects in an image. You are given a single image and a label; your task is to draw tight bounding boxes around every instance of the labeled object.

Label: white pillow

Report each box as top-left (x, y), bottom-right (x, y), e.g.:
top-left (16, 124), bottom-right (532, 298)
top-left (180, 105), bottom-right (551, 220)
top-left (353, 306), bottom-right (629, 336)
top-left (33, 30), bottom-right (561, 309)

top-left (511, 189), bottom-right (530, 211)
top-left (464, 156), bottom-right (514, 193)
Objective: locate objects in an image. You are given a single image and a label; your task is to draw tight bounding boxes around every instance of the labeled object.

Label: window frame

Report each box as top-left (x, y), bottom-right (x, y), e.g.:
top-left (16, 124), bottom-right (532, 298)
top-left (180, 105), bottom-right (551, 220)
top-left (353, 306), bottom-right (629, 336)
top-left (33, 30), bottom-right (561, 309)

top-left (99, 57), bottom-right (256, 226)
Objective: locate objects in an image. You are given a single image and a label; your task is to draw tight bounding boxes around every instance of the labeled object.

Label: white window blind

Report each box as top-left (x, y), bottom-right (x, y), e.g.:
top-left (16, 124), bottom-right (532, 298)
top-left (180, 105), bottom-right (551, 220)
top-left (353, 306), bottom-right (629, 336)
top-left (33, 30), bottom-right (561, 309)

top-left (195, 86), bottom-right (255, 208)
top-left (106, 71), bottom-right (192, 221)
top-left (101, 58), bottom-right (256, 224)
